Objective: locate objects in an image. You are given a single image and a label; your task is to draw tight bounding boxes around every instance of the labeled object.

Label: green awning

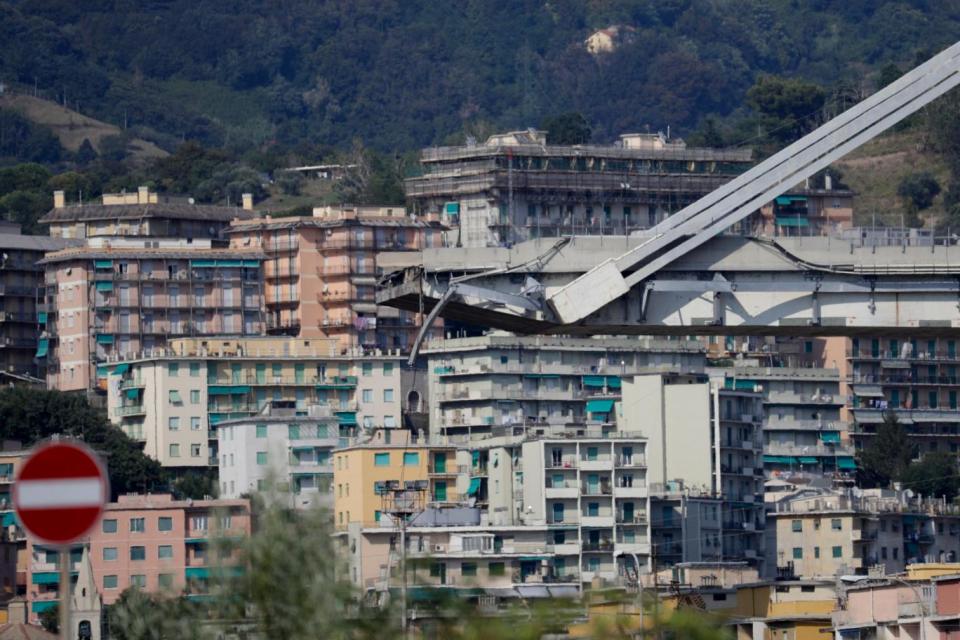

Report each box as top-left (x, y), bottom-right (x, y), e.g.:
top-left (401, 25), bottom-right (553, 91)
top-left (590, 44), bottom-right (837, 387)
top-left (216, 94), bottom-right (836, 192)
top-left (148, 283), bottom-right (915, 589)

top-left (96, 334), bottom-right (115, 344)
top-left (37, 312), bottom-right (47, 324)
top-left (96, 365), bottom-right (109, 376)
top-left (335, 411), bottom-right (357, 426)
top-left (291, 446), bottom-right (316, 452)
top-left (2, 511), bottom-right (17, 527)
top-left (586, 399), bottom-right (615, 414)
top-left (776, 216), bottom-right (810, 227)
top-left (582, 375), bottom-right (605, 387)
top-left (125, 388), bottom-right (140, 399)
top-left (606, 376), bottom-right (621, 389)
top-left (185, 538), bottom-right (208, 545)
top-left (185, 567), bottom-right (210, 580)
top-left (466, 478), bottom-right (481, 496)
top-left (820, 431), bottom-right (841, 443)
top-left (242, 260), bottom-right (259, 268)
top-left (763, 455), bottom-right (798, 465)
top-left (208, 385), bottom-right (250, 395)
top-left (837, 457), bottom-right (857, 470)
top-left (190, 260), bottom-right (217, 268)
top-left (114, 363), bottom-right (130, 375)
top-left (32, 601), bottom-right (58, 613)
top-left (798, 457), bottom-right (819, 464)
top-left (216, 260), bottom-right (245, 267)
top-left (95, 281), bottom-right (114, 291)
top-left (445, 202), bottom-right (460, 214)
top-left (35, 338), bottom-right (48, 358)
top-left (94, 260), bottom-right (113, 269)
top-left (727, 379), bottom-right (759, 391)
top-left (32, 572), bottom-right (59, 585)
top-left (775, 196), bottom-right (807, 205)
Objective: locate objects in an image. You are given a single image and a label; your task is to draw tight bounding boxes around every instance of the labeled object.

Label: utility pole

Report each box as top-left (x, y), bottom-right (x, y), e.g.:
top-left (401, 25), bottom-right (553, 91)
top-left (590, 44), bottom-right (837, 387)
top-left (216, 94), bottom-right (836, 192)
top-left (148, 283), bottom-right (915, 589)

top-left (380, 479), bottom-right (426, 637)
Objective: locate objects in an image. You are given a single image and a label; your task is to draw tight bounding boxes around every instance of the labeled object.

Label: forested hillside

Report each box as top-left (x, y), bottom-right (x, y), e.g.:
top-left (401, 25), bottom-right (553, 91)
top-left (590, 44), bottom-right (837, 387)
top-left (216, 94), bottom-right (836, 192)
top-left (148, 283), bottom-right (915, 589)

top-left (2, 0), bottom-right (958, 152)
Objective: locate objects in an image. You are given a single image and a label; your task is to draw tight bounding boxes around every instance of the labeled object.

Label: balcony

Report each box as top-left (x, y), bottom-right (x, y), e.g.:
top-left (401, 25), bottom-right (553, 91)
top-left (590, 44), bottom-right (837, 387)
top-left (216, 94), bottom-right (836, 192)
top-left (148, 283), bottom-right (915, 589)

top-left (581, 483), bottom-right (612, 496)
top-left (615, 541), bottom-right (650, 555)
top-left (580, 458), bottom-right (614, 471)
top-left (119, 378), bottom-right (145, 390)
top-left (428, 465), bottom-right (457, 477)
top-left (615, 455), bottom-right (646, 468)
top-left (581, 515), bottom-right (615, 528)
top-left (546, 458), bottom-right (579, 470)
top-left (613, 484), bottom-right (647, 498)
top-left (545, 484), bottom-right (579, 499)
top-left (581, 540), bottom-right (615, 553)
top-left (116, 405), bottom-right (146, 417)
top-left (616, 513), bottom-right (648, 525)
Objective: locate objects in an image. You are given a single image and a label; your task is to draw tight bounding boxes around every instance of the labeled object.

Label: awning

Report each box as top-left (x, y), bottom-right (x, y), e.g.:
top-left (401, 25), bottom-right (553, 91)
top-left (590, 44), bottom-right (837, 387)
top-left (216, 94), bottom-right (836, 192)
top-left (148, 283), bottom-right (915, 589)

top-left (185, 538), bottom-right (208, 545)
top-left (94, 260), bottom-right (113, 269)
top-left (208, 385), bottom-right (250, 395)
top-left (190, 260), bottom-right (217, 268)
top-left (582, 375), bottom-right (605, 388)
top-left (37, 312), bottom-right (47, 324)
top-left (35, 338), bottom-right (48, 358)
top-left (31, 601), bottom-right (58, 613)
top-left (466, 478), bottom-right (481, 496)
top-left (852, 385), bottom-right (884, 398)
top-left (606, 376), bottom-right (621, 389)
top-left (837, 457), bottom-right (857, 470)
top-left (763, 455), bottom-right (797, 465)
top-left (726, 379), bottom-right (759, 391)
top-left (775, 196), bottom-right (807, 205)
top-left (96, 334), bottom-right (115, 344)
top-left (185, 567), bottom-right (210, 580)
top-left (776, 216), bottom-right (809, 227)
top-left (586, 399), bottom-right (615, 414)
top-left (32, 572), bottom-right (59, 585)
top-left (798, 457), bottom-right (819, 465)
top-left (125, 388), bottom-right (140, 399)
top-left (95, 281), bottom-right (114, 291)
top-left (113, 363), bottom-right (130, 375)
top-left (881, 360), bottom-right (910, 369)
top-left (821, 431), bottom-right (841, 443)
top-left (191, 259), bottom-right (259, 268)
top-left (335, 411), bottom-right (357, 426)
top-left (2, 511), bottom-right (17, 527)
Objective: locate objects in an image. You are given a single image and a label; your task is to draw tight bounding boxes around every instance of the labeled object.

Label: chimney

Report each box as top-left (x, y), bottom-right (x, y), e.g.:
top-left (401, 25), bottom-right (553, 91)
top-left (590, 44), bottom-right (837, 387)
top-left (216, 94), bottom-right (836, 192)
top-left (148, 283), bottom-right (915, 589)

top-left (242, 193), bottom-right (254, 211)
top-left (137, 185), bottom-right (149, 204)
top-left (53, 190), bottom-right (65, 209)
top-left (824, 174), bottom-right (833, 191)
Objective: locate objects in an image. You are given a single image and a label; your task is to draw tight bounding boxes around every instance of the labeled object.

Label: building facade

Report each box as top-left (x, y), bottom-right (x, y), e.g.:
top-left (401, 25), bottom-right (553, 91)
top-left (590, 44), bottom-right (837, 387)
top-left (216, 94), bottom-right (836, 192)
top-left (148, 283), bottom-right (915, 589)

top-left (405, 130), bottom-right (754, 248)
top-left (216, 403), bottom-right (341, 509)
top-left (104, 337), bottom-right (404, 468)
top-left (226, 204), bottom-right (445, 352)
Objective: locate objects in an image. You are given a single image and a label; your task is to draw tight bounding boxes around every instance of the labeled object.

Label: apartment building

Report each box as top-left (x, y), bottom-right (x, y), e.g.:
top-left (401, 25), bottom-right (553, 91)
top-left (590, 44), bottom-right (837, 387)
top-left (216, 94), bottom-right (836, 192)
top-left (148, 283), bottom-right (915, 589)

top-left (0, 224), bottom-right (77, 380)
top-left (711, 366), bottom-right (854, 479)
top-left (40, 186), bottom-right (253, 242)
top-left (423, 334), bottom-right (705, 442)
top-left (216, 403), bottom-right (340, 509)
top-left (40, 242), bottom-right (266, 393)
top-left (226, 204), bottom-right (445, 352)
top-left (104, 337), bottom-right (403, 468)
top-left (333, 430), bottom-right (459, 531)
top-left (752, 183), bottom-right (855, 237)
top-left (405, 129), bottom-right (754, 248)
top-left (25, 493), bottom-right (251, 623)
top-left (769, 488), bottom-right (960, 579)
top-left (619, 374), bottom-right (766, 572)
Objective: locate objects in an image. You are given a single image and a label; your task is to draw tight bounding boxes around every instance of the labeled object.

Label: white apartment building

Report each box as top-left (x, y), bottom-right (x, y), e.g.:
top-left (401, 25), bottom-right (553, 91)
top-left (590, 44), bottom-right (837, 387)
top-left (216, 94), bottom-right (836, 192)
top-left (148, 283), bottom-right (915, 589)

top-left (217, 403), bottom-right (340, 509)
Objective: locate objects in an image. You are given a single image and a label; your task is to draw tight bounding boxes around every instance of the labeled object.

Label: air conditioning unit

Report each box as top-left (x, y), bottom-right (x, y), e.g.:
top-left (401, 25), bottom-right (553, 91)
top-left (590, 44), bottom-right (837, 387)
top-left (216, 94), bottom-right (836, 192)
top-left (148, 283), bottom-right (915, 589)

top-left (433, 544), bottom-right (445, 552)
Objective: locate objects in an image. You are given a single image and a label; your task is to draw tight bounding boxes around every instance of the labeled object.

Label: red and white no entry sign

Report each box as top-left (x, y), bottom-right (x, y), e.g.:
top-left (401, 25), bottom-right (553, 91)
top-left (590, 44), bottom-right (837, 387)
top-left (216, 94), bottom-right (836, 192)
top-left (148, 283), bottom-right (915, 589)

top-left (13, 441), bottom-right (109, 545)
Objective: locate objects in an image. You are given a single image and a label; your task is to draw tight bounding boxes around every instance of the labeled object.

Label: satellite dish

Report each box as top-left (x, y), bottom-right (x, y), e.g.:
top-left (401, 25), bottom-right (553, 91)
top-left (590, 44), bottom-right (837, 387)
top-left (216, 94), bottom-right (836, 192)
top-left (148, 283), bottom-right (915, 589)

top-left (904, 489), bottom-right (915, 499)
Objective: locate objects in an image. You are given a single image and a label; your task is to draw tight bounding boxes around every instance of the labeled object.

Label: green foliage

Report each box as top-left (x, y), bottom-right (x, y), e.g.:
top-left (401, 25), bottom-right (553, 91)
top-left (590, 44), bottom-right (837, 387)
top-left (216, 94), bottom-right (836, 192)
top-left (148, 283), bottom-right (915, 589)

top-left (171, 470), bottom-right (218, 501)
top-left (745, 75), bottom-right (827, 145)
top-left (897, 171), bottom-right (941, 215)
top-left (0, 388), bottom-right (165, 497)
top-left (902, 452), bottom-right (960, 500)
top-left (541, 113), bottom-right (592, 145)
top-left (107, 588), bottom-right (205, 640)
top-left (38, 603), bottom-right (58, 634)
top-left (857, 412), bottom-right (917, 489)
top-left (0, 109), bottom-right (63, 165)
top-left (877, 63), bottom-right (903, 90)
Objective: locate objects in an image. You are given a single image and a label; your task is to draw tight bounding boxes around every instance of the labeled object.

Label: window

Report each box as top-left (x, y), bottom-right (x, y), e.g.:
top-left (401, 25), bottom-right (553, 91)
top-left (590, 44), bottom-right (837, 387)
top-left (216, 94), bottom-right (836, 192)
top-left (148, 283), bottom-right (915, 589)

top-left (191, 516), bottom-right (208, 531)
top-left (130, 546), bottom-right (146, 561)
top-left (588, 502), bottom-right (599, 517)
top-left (362, 362), bottom-right (372, 376)
top-left (832, 546), bottom-right (843, 558)
top-left (374, 453), bottom-right (390, 466)
top-left (792, 547), bottom-right (803, 560)
top-left (374, 510), bottom-right (381, 523)
top-left (434, 481), bottom-right (447, 502)
top-left (102, 519), bottom-right (118, 533)
top-left (103, 547), bottom-right (118, 561)
top-left (814, 547), bottom-right (820, 559)
top-left (191, 417), bottom-right (201, 431)
top-left (190, 363), bottom-right (200, 377)
top-left (158, 545), bottom-right (173, 559)
top-left (130, 574), bottom-right (146, 588)
top-left (256, 424), bottom-right (267, 438)
top-left (403, 452), bottom-right (419, 466)
top-left (168, 390), bottom-right (182, 405)
top-left (168, 363), bottom-right (179, 377)
top-left (256, 451), bottom-right (268, 465)
top-left (462, 562), bottom-right (477, 577)
top-left (191, 444), bottom-right (201, 457)
top-left (103, 575), bottom-right (118, 589)
top-left (169, 444), bottom-right (180, 458)
top-left (158, 573), bottom-right (173, 589)
top-left (831, 519), bottom-right (842, 531)
top-left (383, 363), bottom-right (394, 375)
top-left (190, 390), bottom-right (200, 404)
top-left (586, 447), bottom-right (598, 461)
top-left (362, 389), bottom-right (373, 403)
top-left (158, 517), bottom-right (173, 531)
top-left (489, 562), bottom-right (505, 576)
top-left (168, 417), bottom-right (180, 431)
top-left (288, 424), bottom-right (300, 440)
top-left (384, 416), bottom-right (397, 428)
top-left (130, 518), bottom-right (145, 533)
top-left (384, 389), bottom-right (394, 402)
top-left (791, 520), bottom-right (802, 532)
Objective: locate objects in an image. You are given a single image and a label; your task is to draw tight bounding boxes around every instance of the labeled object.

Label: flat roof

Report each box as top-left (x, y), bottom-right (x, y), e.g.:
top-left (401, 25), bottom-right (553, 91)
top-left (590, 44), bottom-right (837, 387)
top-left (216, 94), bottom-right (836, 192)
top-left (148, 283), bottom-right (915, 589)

top-left (39, 247), bottom-right (266, 264)
top-left (39, 203), bottom-right (254, 224)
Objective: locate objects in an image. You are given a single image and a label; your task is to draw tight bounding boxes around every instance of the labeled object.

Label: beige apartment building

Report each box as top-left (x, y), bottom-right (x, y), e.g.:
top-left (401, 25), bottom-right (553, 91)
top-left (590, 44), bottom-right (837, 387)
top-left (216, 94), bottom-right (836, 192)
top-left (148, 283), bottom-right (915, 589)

top-left (226, 204), bottom-right (445, 353)
top-left (104, 337), bottom-right (404, 468)
top-left (41, 243), bottom-right (266, 392)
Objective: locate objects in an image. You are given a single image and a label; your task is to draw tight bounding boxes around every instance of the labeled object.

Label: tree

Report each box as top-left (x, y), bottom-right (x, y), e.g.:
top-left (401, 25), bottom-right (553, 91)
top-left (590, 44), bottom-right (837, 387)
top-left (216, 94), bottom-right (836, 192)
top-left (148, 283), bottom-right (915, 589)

top-left (75, 138), bottom-right (98, 165)
top-left (857, 411), bottom-right (916, 488)
top-left (746, 75), bottom-right (827, 145)
top-left (107, 588), bottom-right (204, 640)
top-left (171, 470), bottom-right (218, 500)
top-left (877, 63), bottom-right (903, 90)
top-left (902, 452), bottom-right (960, 499)
top-left (541, 112), bottom-right (591, 145)
top-left (897, 172), bottom-right (941, 221)
top-left (39, 603), bottom-right (58, 634)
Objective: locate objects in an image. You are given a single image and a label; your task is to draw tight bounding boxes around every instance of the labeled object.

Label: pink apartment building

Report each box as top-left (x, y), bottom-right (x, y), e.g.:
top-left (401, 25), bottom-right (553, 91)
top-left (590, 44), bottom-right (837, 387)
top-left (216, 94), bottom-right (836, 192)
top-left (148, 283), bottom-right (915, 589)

top-left (25, 494), bottom-right (251, 621)
top-left (226, 204), bottom-right (445, 353)
top-left (40, 246), bottom-right (266, 393)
